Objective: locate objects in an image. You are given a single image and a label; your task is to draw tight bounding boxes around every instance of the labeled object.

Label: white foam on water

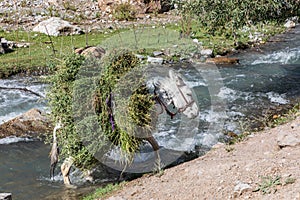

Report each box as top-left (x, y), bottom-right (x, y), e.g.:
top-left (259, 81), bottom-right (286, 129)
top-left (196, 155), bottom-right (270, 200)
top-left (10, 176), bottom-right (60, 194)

top-left (40, 168), bottom-right (88, 185)
top-left (251, 47), bottom-right (300, 65)
top-left (227, 111), bottom-right (245, 117)
top-left (0, 77), bottom-right (48, 125)
top-left (197, 132), bottom-right (219, 147)
top-left (185, 80), bottom-right (207, 88)
top-left (217, 86), bottom-right (238, 101)
top-left (0, 136), bottom-right (34, 144)
top-left (165, 137), bottom-right (195, 151)
top-left (0, 111), bottom-right (20, 124)
top-left (266, 92), bottom-right (289, 104)
top-left (199, 109), bottom-right (227, 123)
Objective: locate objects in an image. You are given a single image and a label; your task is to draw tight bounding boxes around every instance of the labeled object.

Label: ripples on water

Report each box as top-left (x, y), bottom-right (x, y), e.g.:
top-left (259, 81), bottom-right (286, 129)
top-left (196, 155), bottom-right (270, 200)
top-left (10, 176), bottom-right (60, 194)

top-left (0, 77), bottom-right (48, 124)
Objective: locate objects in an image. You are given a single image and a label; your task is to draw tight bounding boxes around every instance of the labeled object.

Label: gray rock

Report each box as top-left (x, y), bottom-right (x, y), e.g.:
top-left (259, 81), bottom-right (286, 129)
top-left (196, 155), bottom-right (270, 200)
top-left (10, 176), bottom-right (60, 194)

top-left (0, 193), bottom-right (12, 200)
top-left (234, 181), bottom-right (252, 197)
top-left (135, 54), bottom-right (146, 60)
top-left (284, 20), bottom-right (296, 29)
top-left (200, 49), bottom-right (213, 56)
top-left (33, 17), bottom-right (83, 36)
top-left (147, 56), bottom-right (164, 64)
top-left (277, 130), bottom-right (300, 148)
top-left (0, 37), bottom-right (11, 54)
top-left (0, 108), bottom-right (52, 138)
top-left (153, 51), bottom-right (164, 57)
top-left (75, 46), bottom-right (106, 59)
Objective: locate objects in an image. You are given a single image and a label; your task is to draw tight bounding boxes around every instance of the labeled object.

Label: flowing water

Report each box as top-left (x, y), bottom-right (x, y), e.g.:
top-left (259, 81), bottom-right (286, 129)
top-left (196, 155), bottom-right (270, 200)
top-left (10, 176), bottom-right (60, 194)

top-left (0, 25), bottom-right (300, 199)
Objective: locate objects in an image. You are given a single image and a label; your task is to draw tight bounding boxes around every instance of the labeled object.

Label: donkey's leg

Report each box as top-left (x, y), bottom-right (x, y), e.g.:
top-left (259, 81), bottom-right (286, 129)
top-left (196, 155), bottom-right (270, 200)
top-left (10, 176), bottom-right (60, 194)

top-left (145, 136), bottom-right (162, 170)
top-left (61, 157), bottom-right (74, 187)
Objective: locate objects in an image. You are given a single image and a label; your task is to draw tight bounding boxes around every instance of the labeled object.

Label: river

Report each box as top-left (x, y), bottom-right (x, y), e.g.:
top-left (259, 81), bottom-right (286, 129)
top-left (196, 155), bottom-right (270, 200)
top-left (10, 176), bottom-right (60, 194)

top-left (0, 25), bottom-right (299, 199)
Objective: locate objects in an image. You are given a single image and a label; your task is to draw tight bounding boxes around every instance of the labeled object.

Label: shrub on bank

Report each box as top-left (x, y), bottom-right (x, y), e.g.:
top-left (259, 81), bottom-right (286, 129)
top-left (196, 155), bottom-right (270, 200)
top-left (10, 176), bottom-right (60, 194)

top-left (176, 0), bottom-right (300, 37)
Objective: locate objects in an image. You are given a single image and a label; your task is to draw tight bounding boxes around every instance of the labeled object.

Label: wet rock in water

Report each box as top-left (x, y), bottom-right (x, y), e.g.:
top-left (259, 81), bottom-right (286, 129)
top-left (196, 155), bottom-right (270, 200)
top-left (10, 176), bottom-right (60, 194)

top-left (0, 193), bottom-right (12, 200)
top-left (33, 17), bottom-right (83, 36)
top-left (0, 108), bottom-right (52, 139)
top-left (206, 57), bottom-right (239, 65)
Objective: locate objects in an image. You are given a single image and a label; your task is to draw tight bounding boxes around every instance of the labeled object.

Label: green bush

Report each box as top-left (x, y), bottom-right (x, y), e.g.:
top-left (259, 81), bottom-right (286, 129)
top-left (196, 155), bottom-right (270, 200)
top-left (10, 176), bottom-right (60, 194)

top-left (176, 0), bottom-right (300, 37)
top-left (113, 3), bottom-right (136, 21)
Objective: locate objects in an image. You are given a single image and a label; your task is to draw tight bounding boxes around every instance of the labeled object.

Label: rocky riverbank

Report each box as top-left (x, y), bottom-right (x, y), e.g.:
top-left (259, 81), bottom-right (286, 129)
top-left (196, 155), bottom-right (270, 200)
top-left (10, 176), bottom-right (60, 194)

top-left (105, 114), bottom-right (300, 199)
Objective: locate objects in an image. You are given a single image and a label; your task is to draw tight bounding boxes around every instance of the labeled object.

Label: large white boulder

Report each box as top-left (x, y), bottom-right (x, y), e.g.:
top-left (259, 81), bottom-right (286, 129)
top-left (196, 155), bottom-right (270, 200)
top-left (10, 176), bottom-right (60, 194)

top-left (33, 17), bottom-right (83, 36)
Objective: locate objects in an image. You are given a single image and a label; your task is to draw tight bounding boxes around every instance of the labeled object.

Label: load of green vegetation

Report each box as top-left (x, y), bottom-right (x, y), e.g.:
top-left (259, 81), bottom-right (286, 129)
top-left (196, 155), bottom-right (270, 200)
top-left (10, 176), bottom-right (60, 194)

top-left (47, 50), bottom-right (155, 170)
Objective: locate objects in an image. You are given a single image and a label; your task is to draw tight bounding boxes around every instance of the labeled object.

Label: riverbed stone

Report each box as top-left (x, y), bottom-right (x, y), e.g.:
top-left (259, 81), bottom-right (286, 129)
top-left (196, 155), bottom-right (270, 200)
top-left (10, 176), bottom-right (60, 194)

top-left (0, 108), bottom-right (52, 139)
top-left (33, 17), bottom-right (83, 36)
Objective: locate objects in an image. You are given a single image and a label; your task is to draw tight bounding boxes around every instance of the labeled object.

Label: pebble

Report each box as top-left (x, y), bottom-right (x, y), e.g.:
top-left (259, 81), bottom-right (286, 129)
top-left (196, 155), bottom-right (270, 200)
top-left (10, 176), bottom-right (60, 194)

top-left (234, 181), bottom-right (252, 197)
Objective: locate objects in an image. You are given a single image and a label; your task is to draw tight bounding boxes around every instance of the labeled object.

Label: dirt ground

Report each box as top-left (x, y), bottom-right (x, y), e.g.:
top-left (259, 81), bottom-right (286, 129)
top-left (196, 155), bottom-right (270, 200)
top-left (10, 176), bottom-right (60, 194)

top-left (106, 115), bottom-right (300, 200)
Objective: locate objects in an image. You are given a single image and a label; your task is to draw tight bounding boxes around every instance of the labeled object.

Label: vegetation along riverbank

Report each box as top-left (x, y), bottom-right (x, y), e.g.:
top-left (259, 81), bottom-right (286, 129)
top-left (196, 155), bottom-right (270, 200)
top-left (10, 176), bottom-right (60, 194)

top-left (0, 0), bottom-right (299, 78)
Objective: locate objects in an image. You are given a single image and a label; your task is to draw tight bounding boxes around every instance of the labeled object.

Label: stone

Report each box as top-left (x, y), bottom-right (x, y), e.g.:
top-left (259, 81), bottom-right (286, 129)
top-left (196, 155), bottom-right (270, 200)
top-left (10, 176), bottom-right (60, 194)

top-left (0, 193), bottom-right (12, 200)
top-left (200, 49), bottom-right (213, 57)
top-left (33, 17), bottom-right (83, 36)
top-left (135, 54), bottom-right (146, 60)
top-left (206, 57), bottom-right (239, 65)
top-left (0, 37), bottom-right (11, 54)
top-left (75, 46), bottom-right (106, 59)
top-left (284, 20), bottom-right (296, 29)
top-left (147, 56), bottom-right (164, 64)
top-left (234, 181), bottom-right (252, 197)
top-left (153, 51), bottom-right (164, 56)
top-left (277, 130), bottom-right (300, 148)
top-left (0, 108), bottom-right (52, 139)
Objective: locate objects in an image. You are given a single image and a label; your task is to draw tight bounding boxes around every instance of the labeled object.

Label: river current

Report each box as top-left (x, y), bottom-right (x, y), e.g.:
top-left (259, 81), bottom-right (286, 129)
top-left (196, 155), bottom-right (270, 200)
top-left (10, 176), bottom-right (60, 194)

top-left (0, 25), bottom-right (300, 199)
